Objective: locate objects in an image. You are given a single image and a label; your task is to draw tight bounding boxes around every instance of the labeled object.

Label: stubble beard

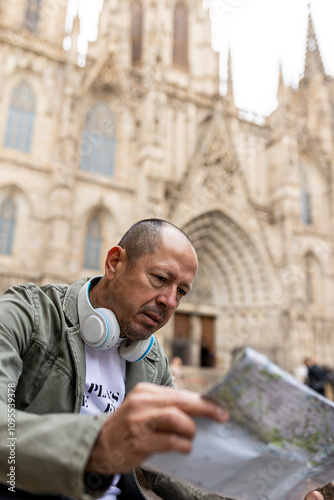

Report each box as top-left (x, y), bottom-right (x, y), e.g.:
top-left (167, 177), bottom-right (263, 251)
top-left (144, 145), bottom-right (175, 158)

top-left (119, 306), bottom-right (167, 341)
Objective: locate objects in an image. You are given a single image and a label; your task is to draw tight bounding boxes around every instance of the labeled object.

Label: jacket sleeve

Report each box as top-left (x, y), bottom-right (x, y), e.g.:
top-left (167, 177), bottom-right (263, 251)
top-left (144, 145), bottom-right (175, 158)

top-left (0, 285), bottom-right (110, 500)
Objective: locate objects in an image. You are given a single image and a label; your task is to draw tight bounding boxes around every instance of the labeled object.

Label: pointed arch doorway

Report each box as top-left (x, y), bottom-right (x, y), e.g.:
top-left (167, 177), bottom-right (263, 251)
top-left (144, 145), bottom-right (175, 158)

top-left (171, 211), bottom-right (280, 371)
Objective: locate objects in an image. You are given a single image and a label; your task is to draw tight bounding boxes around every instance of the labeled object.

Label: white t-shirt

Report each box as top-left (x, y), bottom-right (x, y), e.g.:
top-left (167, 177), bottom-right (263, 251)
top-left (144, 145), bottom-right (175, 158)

top-left (81, 338), bottom-right (126, 499)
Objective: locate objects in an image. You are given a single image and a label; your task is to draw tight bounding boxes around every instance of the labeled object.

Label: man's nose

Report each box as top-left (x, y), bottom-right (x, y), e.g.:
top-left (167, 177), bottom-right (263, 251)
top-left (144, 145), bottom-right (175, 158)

top-left (158, 287), bottom-right (178, 310)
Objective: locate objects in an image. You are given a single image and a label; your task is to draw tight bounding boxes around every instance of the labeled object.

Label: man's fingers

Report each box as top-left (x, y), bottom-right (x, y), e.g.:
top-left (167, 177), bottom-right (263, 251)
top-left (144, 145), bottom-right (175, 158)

top-left (113, 433), bottom-right (194, 473)
top-left (133, 382), bottom-right (229, 423)
top-left (129, 406), bottom-right (196, 440)
top-left (305, 492), bottom-right (324, 500)
top-left (124, 430), bottom-right (195, 458)
top-left (143, 431), bottom-right (194, 455)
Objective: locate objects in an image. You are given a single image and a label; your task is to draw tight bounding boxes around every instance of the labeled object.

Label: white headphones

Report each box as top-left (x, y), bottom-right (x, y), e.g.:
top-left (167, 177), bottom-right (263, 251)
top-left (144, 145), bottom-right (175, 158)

top-left (78, 277), bottom-right (155, 362)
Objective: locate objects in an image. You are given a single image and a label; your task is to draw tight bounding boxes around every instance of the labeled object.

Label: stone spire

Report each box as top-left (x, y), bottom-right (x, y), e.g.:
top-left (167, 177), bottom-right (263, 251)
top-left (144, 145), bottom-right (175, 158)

top-left (302, 7), bottom-right (325, 82)
top-left (69, 15), bottom-right (80, 63)
top-left (277, 61), bottom-right (293, 102)
top-left (276, 61), bottom-right (288, 107)
top-left (226, 49), bottom-right (234, 101)
top-left (278, 62), bottom-right (284, 89)
top-left (224, 48), bottom-right (237, 115)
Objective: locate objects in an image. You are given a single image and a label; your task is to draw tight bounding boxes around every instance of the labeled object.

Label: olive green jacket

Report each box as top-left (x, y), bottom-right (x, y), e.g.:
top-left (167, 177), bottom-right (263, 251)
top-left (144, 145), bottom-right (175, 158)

top-left (0, 279), bottom-right (223, 500)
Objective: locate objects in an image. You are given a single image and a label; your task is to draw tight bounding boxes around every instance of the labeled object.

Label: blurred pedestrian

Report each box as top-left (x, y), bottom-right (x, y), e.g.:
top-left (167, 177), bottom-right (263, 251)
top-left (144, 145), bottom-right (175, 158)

top-left (170, 356), bottom-right (184, 389)
top-left (304, 355), bottom-right (327, 396)
top-left (294, 357), bottom-right (309, 383)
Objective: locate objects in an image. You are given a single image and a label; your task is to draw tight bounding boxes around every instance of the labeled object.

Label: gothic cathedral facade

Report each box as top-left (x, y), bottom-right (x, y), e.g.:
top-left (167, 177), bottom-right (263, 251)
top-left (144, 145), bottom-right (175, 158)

top-left (0, 0), bottom-right (333, 373)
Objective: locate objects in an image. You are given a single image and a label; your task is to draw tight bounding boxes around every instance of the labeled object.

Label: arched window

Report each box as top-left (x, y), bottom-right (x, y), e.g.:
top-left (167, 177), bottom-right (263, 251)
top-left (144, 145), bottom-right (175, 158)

top-left (131, 0), bottom-right (143, 64)
top-left (300, 165), bottom-right (312, 224)
top-left (305, 253), bottom-right (322, 305)
top-left (173, 2), bottom-right (188, 69)
top-left (84, 217), bottom-right (102, 270)
top-left (24, 0), bottom-right (42, 34)
top-left (305, 258), bottom-right (313, 303)
top-left (0, 197), bottom-right (16, 256)
top-left (81, 102), bottom-right (116, 177)
top-left (4, 81), bottom-right (36, 153)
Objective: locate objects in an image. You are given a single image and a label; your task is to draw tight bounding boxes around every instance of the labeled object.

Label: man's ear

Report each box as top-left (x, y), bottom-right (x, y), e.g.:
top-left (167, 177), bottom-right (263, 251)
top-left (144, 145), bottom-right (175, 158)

top-left (105, 246), bottom-right (127, 280)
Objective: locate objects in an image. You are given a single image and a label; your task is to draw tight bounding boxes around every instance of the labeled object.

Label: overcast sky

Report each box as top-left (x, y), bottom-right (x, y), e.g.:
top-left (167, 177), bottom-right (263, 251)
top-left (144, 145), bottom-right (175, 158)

top-left (67, 0), bottom-right (334, 118)
top-left (208, 0), bottom-right (334, 117)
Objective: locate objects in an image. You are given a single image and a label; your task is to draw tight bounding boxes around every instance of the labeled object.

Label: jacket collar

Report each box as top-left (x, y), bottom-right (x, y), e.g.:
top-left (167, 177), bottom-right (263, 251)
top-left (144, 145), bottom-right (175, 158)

top-left (63, 277), bottom-right (90, 326)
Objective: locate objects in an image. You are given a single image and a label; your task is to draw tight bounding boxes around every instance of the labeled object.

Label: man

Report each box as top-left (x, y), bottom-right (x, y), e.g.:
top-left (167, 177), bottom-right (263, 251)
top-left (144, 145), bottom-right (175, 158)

top-left (0, 219), bottom-right (228, 500)
top-left (0, 219), bottom-right (326, 500)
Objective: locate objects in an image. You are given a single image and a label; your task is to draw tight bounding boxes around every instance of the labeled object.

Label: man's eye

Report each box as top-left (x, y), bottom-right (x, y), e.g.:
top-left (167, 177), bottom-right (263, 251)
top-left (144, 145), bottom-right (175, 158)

top-left (156, 275), bottom-right (166, 282)
top-left (178, 288), bottom-right (187, 297)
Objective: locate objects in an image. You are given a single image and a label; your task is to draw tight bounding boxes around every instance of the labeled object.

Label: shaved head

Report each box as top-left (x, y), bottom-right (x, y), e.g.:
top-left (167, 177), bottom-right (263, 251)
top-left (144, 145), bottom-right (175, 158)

top-left (118, 219), bottom-right (195, 266)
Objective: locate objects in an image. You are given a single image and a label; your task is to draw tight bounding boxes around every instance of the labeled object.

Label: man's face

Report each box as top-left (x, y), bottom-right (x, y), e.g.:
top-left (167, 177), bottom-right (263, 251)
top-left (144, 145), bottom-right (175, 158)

top-left (106, 229), bottom-right (198, 341)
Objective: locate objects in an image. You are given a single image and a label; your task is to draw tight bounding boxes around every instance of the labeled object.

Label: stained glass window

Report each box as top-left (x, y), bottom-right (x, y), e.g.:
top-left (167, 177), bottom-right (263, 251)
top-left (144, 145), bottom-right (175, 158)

top-left (131, 1), bottom-right (143, 63)
top-left (84, 217), bottom-right (102, 270)
top-left (81, 102), bottom-right (116, 177)
top-left (173, 2), bottom-right (188, 69)
top-left (300, 166), bottom-right (312, 224)
top-left (0, 197), bottom-right (16, 256)
top-left (24, 0), bottom-right (42, 34)
top-left (4, 81), bottom-right (36, 153)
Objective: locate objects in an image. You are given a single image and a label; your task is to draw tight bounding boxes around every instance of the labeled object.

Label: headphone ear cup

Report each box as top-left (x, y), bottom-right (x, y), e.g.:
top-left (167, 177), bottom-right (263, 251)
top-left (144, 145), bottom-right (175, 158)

top-left (92, 308), bottom-right (120, 349)
top-left (81, 314), bottom-right (106, 345)
top-left (119, 335), bottom-right (155, 362)
top-left (80, 306), bottom-right (120, 350)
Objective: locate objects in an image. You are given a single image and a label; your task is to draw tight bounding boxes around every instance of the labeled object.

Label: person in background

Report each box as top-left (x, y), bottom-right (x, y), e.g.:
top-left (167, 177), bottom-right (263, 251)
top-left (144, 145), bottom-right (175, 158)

top-left (169, 356), bottom-right (184, 389)
top-left (304, 355), bottom-right (327, 396)
top-left (294, 357), bottom-right (309, 383)
top-left (323, 365), bottom-right (334, 400)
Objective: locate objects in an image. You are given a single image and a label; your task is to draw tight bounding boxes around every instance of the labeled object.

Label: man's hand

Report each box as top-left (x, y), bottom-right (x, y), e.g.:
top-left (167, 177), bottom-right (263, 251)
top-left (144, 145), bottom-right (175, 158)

top-left (305, 492), bottom-right (324, 500)
top-left (86, 382), bottom-right (229, 475)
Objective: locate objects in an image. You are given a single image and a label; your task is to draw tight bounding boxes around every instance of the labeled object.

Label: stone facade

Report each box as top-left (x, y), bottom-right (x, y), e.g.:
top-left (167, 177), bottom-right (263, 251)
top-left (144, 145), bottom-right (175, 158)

top-left (0, 0), bottom-right (333, 374)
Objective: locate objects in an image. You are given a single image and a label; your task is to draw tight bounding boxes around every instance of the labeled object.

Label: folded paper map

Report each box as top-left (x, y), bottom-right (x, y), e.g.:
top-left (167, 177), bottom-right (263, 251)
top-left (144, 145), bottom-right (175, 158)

top-left (144, 347), bottom-right (334, 500)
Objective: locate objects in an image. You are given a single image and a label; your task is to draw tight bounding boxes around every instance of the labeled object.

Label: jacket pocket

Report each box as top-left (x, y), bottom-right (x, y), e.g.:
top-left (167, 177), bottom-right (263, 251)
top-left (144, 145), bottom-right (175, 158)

top-left (16, 339), bottom-right (75, 413)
